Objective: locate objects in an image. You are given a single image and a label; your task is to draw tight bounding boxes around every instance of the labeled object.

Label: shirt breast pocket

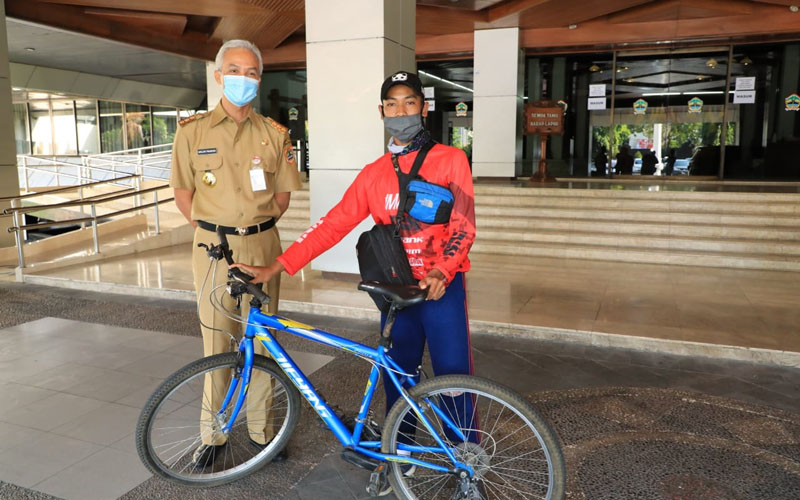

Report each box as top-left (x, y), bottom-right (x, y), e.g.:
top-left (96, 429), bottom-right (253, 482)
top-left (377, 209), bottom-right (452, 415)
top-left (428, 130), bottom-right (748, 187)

top-left (193, 154), bottom-right (223, 190)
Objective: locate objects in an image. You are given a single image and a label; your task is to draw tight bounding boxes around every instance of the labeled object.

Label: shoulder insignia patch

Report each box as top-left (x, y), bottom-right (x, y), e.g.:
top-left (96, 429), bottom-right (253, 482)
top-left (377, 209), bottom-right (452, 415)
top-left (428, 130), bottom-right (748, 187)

top-left (265, 117), bottom-right (288, 134)
top-left (284, 143), bottom-right (296, 164)
top-left (178, 112), bottom-right (206, 127)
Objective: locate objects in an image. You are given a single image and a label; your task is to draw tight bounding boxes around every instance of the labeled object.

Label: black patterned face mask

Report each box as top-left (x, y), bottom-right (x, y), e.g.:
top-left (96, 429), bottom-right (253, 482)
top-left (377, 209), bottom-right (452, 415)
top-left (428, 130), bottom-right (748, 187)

top-left (396, 130), bottom-right (432, 156)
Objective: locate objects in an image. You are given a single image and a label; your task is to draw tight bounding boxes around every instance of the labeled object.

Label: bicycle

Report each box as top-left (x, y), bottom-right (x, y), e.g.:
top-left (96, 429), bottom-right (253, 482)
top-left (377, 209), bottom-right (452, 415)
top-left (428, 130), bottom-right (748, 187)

top-left (136, 229), bottom-right (566, 499)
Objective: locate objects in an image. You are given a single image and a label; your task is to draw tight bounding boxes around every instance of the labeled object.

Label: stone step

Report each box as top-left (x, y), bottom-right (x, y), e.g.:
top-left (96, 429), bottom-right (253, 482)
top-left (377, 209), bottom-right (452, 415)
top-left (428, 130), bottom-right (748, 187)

top-left (476, 227), bottom-right (800, 256)
top-left (473, 184), bottom-right (800, 202)
top-left (470, 239), bottom-right (800, 272)
top-left (474, 205), bottom-right (800, 226)
top-left (475, 215), bottom-right (800, 241)
top-left (474, 194), bottom-right (800, 215)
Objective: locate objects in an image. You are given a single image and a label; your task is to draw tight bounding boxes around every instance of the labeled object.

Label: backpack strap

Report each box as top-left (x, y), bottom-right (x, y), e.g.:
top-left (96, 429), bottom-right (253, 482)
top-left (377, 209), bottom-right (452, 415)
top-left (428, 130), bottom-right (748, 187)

top-left (390, 141), bottom-right (435, 233)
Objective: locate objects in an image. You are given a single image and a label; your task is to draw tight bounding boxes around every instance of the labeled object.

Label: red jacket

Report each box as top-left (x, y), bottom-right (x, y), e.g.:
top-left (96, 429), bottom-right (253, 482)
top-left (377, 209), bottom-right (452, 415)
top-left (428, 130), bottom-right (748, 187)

top-left (277, 144), bottom-right (476, 283)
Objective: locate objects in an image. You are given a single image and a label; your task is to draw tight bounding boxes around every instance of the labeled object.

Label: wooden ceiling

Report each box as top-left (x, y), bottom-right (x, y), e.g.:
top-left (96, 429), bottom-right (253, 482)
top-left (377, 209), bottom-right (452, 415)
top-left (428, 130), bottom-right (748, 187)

top-left (6, 0), bottom-right (800, 70)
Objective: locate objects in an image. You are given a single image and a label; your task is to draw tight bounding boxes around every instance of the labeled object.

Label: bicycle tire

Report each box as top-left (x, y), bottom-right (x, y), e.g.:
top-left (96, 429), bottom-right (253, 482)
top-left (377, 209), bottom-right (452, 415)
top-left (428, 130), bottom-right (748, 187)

top-left (382, 374), bottom-right (566, 500)
top-left (135, 352), bottom-right (301, 487)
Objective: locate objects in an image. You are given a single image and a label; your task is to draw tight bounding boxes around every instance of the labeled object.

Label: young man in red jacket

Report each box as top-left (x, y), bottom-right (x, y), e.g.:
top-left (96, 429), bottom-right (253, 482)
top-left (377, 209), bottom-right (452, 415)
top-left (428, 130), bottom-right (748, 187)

top-left (233, 71), bottom-right (477, 486)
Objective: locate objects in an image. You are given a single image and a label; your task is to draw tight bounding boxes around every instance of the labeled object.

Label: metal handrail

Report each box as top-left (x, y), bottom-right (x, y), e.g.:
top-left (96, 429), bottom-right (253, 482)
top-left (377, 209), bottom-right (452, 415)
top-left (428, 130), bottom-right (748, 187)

top-left (4, 185), bottom-right (169, 215)
top-left (87, 143), bottom-right (172, 156)
top-left (8, 197), bottom-right (174, 233)
top-left (8, 182), bottom-right (174, 269)
top-left (0, 174), bottom-right (139, 202)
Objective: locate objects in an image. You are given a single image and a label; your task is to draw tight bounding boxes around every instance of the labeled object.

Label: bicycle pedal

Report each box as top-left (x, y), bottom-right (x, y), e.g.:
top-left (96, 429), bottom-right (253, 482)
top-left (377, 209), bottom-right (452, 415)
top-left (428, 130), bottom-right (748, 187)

top-left (341, 449), bottom-right (380, 471)
top-left (366, 463), bottom-right (389, 498)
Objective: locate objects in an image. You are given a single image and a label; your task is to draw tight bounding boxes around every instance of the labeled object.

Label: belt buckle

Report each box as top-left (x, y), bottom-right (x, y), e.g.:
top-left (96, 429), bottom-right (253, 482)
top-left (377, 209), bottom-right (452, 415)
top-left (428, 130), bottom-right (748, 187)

top-left (235, 226), bottom-right (249, 236)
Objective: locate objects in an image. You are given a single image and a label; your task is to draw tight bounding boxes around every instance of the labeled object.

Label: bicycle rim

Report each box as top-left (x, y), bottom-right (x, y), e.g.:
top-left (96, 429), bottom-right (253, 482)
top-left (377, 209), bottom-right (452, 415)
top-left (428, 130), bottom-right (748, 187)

top-left (383, 376), bottom-right (564, 500)
top-left (138, 354), bottom-right (297, 485)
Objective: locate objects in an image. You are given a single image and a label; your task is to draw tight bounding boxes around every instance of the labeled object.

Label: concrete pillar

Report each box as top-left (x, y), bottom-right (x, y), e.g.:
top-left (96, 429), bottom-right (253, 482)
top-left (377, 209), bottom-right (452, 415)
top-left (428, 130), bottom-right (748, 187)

top-left (471, 28), bottom-right (523, 178)
top-left (549, 57), bottom-right (567, 174)
top-left (0, 2), bottom-right (21, 248)
top-left (305, 0), bottom-right (415, 273)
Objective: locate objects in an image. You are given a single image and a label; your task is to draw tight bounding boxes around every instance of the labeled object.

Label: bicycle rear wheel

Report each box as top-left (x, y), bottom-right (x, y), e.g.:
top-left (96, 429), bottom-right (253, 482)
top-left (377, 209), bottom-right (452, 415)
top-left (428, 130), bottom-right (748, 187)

top-left (382, 375), bottom-right (565, 500)
top-left (136, 352), bottom-right (300, 487)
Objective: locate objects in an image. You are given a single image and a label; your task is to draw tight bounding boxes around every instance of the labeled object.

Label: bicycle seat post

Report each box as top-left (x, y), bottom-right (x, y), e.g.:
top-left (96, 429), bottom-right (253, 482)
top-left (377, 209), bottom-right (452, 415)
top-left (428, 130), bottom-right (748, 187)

top-left (380, 303), bottom-right (398, 348)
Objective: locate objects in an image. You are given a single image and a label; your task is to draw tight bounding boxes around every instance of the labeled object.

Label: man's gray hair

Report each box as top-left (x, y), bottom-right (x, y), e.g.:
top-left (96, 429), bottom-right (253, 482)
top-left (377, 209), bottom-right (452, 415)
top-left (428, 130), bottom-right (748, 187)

top-left (215, 40), bottom-right (263, 74)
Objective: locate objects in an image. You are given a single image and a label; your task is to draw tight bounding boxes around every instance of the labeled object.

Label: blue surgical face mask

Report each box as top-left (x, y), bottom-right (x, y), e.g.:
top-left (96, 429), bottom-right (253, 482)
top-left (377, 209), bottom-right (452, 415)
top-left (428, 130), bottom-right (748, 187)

top-left (222, 75), bottom-right (259, 107)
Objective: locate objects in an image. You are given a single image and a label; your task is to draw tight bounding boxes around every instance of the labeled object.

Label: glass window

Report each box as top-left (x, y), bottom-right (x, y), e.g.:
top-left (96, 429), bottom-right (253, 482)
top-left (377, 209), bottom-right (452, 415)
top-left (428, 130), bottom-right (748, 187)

top-left (13, 103), bottom-right (30, 155)
top-left (51, 100), bottom-right (77, 155)
top-left (75, 100), bottom-right (100, 154)
top-left (152, 106), bottom-right (177, 145)
top-left (125, 104), bottom-right (152, 149)
top-left (99, 101), bottom-right (123, 152)
top-left (29, 101), bottom-right (52, 155)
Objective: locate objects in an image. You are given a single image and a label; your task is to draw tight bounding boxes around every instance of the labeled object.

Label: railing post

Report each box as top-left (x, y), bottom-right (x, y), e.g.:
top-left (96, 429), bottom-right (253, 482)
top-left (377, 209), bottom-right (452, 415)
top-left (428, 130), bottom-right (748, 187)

top-left (90, 204), bottom-right (100, 254)
top-left (135, 150), bottom-right (143, 208)
top-left (153, 190), bottom-right (161, 235)
top-left (11, 204), bottom-right (24, 269)
top-left (21, 156), bottom-right (29, 192)
top-left (78, 156), bottom-right (87, 226)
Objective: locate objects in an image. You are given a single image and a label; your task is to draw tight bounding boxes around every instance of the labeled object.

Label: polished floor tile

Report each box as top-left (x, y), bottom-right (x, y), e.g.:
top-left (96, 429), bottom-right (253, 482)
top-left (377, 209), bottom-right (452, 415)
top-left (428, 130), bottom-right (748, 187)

top-left (30, 248), bottom-right (800, 353)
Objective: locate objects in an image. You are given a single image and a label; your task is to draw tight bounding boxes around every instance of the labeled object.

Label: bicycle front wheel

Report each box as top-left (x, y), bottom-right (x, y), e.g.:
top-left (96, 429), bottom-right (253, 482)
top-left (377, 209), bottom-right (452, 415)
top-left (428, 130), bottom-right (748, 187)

top-left (135, 352), bottom-right (301, 487)
top-left (382, 375), bottom-right (565, 500)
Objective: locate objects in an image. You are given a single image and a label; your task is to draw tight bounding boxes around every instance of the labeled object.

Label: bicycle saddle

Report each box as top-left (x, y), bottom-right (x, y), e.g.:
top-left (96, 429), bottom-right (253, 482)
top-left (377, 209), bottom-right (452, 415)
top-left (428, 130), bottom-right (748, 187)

top-left (357, 281), bottom-right (427, 309)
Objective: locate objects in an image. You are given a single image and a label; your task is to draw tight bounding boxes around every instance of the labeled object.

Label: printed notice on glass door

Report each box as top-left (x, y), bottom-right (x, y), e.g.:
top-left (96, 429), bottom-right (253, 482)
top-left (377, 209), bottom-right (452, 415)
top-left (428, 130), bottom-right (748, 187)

top-left (735, 77), bottom-right (756, 91)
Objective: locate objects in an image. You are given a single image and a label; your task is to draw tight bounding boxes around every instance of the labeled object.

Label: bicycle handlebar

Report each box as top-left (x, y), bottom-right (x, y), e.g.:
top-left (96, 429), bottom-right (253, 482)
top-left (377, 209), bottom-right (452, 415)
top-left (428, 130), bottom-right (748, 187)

top-left (216, 229), bottom-right (271, 305)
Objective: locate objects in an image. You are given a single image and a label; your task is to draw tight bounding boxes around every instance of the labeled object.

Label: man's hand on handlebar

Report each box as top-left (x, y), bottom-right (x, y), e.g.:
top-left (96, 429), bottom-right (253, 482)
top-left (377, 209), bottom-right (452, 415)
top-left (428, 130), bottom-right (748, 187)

top-left (229, 260), bottom-right (285, 284)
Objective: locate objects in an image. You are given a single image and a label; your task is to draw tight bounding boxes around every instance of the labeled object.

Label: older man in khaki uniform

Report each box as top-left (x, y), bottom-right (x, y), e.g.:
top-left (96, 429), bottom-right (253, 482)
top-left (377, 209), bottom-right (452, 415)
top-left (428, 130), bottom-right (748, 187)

top-left (170, 39), bottom-right (301, 467)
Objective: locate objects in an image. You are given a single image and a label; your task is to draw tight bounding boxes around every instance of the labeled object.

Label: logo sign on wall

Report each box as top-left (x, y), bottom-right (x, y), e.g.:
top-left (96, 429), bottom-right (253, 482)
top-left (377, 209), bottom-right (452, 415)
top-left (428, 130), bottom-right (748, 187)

top-left (455, 102), bottom-right (468, 117)
top-left (688, 97), bottom-right (704, 114)
top-left (786, 94), bottom-right (800, 111)
top-left (288, 107), bottom-right (299, 120)
top-left (633, 99), bottom-right (648, 115)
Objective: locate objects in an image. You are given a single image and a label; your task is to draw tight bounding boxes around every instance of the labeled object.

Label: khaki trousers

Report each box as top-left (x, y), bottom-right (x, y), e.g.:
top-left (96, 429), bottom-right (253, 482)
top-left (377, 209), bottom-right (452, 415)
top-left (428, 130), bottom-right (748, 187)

top-left (192, 225), bottom-right (282, 445)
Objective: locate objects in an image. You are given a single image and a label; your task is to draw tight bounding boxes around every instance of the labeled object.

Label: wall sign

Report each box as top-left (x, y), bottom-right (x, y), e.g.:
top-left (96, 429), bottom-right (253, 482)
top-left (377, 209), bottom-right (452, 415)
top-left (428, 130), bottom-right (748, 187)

top-left (786, 93), bottom-right (800, 111)
top-left (734, 91), bottom-right (756, 104)
top-left (633, 99), bottom-right (648, 115)
top-left (589, 84), bottom-right (606, 97)
top-left (455, 102), bottom-right (468, 116)
top-left (688, 97), bottom-right (703, 113)
top-left (523, 101), bottom-right (565, 136)
top-left (735, 77), bottom-right (756, 91)
top-left (587, 97), bottom-right (606, 110)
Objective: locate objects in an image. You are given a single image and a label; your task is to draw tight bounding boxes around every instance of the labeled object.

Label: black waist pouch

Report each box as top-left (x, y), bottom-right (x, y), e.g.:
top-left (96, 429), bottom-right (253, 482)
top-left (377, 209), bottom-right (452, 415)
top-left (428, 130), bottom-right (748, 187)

top-left (356, 225), bottom-right (415, 313)
top-left (356, 141), bottom-right (435, 313)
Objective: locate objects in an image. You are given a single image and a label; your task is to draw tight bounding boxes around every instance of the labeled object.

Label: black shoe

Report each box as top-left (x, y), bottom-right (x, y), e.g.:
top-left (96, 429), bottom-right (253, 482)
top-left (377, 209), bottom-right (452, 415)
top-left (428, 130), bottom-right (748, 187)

top-left (248, 437), bottom-right (288, 463)
top-left (190, 443), bottom-right (226, 470)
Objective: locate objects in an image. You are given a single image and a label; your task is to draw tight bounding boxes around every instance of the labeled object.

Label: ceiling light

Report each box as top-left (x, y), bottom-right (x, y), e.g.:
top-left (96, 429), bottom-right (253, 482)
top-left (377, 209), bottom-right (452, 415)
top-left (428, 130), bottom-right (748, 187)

top-left (741, 56), bottom-right (753, 66)
top-left (568, 24), bottom-right (577, 29)
top-left (589, 64), bottom-right (600, 72)
top-left (417, 70), bottom-right (473, 93)
top-left (790, 5), bottom-right (799, 12)
top-left (642, 92), bottom-right (681, 96)
top-left (697, 75), bottom-right (708, 80)
top-left (706, 58), bottom-right (718, 68)
top-left (624, 78), bottom-right (634, 83)
top-left (24, 47), bottom-right (35, 52)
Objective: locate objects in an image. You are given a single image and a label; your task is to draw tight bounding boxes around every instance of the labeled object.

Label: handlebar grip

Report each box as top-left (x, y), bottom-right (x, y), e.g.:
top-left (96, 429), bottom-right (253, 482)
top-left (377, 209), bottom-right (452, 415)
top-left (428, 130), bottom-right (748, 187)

top-left (229, 267), bottom-right (271, 305)
top-left (216, 229), bottom-right (235, 265)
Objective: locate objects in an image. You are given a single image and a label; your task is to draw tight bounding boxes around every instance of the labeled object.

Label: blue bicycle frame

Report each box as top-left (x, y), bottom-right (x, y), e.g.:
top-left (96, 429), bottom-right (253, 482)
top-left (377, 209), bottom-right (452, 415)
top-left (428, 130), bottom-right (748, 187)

top-left (216, 303), bottom-right (475, 476)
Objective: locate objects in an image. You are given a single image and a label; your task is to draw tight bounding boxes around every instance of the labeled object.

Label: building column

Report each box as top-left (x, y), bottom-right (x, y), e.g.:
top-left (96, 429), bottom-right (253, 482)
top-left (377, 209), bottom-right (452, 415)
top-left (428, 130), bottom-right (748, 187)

top-left (304, 0), bottom-right (415, 273)
top-left (471, 28), bottom-right (523, 178)
top-left (205, 62), bottom-right (223, 112)
top-left (0, 1), bottom-right (21, 248)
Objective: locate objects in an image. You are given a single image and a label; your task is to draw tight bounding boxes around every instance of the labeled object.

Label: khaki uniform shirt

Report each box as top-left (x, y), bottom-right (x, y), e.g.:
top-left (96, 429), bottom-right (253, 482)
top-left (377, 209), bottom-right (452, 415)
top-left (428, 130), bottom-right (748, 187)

top-left (170, 102), bottom-right (302, 227)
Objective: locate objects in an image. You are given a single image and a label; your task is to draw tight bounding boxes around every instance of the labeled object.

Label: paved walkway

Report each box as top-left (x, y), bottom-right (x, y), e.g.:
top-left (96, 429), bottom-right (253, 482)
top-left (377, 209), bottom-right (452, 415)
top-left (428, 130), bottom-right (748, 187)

top-left (0, 283), bottom-right (798, 499)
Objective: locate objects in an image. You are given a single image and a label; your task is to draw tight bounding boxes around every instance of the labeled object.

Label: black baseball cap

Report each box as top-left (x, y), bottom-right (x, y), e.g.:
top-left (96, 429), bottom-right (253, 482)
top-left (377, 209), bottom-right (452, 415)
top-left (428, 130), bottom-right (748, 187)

top-left (380, 71), bottom-right (424, 101)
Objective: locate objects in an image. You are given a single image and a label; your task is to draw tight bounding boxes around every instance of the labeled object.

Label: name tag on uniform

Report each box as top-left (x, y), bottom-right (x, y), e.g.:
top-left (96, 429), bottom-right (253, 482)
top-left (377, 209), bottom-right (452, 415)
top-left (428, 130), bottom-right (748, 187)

top-left (197, 148), bottom-right (217, 155)
top-left (249, 168), bottom-right (267, 192)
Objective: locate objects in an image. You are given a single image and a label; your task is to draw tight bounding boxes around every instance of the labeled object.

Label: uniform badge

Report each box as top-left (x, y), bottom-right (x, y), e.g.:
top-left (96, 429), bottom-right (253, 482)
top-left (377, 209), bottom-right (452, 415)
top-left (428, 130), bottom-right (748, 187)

top-left (202, 171), bottom-right (217, 186)
top-left (284, 144), bottom-right (295, 164)
top-left (251, 155), bottom-right (262, 165)
top-left (261, 139), bottom-right (269, 146)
